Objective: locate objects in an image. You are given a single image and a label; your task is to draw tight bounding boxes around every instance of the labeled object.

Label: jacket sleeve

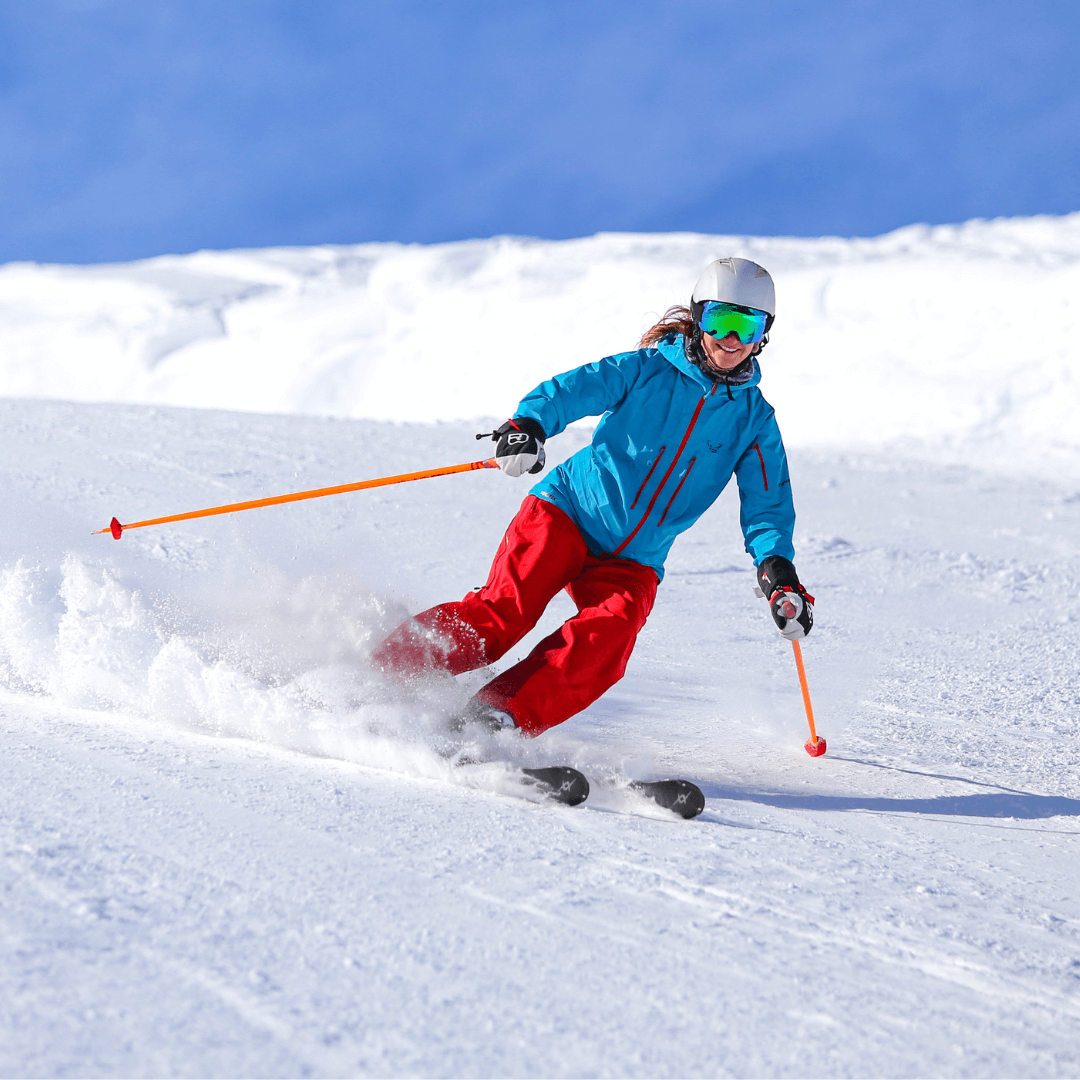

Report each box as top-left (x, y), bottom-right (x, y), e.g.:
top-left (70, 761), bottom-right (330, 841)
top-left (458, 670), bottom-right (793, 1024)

top-left (512, 351), bottom-right (647, 438)
top-left (733, 411), bottom-right (796, 566)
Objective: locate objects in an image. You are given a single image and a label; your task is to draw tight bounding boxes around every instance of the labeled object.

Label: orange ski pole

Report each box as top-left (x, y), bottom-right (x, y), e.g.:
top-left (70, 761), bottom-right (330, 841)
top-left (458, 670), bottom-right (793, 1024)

top-left (95, 458), bottom-right (499, 539)
top-left (791, 638), bottom-right (826, 757)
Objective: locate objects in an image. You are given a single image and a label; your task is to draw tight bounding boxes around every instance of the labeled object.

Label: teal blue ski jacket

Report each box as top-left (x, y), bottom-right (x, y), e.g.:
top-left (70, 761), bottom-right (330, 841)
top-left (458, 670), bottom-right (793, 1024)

top-left (515, 334), bottom-right (796, 581)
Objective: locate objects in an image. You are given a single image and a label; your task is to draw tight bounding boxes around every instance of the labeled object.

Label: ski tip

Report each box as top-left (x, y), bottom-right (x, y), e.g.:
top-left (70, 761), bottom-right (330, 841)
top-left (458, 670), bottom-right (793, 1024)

top-left (520, 766), bottom-right (590, 807)
top-left (805, 736), bottom-right (827, 757)
top-left (630, 779), bottom-right (705, 820)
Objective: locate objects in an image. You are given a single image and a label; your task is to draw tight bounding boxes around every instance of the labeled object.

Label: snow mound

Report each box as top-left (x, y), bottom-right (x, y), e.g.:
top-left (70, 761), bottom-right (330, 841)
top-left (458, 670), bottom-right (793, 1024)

top-left (2, 213), bottom-right (1079, 472)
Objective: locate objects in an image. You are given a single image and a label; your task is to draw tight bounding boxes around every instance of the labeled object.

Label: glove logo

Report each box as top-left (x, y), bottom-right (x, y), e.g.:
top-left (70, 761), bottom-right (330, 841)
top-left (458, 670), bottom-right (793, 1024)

top-left (492, 417), bottom-right (547, 477)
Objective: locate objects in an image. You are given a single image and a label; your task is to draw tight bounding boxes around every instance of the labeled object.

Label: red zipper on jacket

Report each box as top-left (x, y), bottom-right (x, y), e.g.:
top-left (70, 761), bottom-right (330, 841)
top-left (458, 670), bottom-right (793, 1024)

top-left (657, 456), bottom-right (697, 527)
top-left (630, 446), bottom-right (666, 510)
top-left (612, 385), bottom-right (716, 556)
top-left (751, 442), bottom-right (768, 491)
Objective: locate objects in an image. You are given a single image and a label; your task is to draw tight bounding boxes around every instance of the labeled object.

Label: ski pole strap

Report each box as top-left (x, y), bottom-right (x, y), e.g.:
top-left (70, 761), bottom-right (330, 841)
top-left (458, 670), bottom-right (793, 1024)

top-left (769, 584), bottom-right (815, 607)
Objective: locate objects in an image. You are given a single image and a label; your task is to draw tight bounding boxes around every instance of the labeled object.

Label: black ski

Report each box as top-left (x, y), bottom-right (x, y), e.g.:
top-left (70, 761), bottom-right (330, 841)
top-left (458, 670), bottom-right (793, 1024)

top-left (518, 765), bottom-right (590, 806)
top-left (629, 778), bottom-right (706, 819)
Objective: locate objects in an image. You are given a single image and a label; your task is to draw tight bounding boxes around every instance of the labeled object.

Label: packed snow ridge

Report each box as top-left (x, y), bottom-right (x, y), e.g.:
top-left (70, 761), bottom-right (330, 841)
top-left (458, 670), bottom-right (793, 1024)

top-left (2, 212), bottom-right (1079, 472)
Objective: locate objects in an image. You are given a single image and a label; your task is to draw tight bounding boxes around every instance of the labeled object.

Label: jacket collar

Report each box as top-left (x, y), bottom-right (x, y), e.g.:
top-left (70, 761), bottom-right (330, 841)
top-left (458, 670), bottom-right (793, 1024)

top-left (657, 334), bottom-right (761, 394)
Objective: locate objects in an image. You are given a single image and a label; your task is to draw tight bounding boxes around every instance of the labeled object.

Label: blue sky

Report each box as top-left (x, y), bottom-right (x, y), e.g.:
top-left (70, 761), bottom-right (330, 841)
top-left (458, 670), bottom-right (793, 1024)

top-left (1, 0), bottom-right (1079, 263)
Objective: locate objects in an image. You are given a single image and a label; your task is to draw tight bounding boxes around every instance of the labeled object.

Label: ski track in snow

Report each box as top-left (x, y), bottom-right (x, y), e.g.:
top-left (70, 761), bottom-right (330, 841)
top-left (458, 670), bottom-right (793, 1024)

top-left (0, 397), bottom-right (1079, 1077)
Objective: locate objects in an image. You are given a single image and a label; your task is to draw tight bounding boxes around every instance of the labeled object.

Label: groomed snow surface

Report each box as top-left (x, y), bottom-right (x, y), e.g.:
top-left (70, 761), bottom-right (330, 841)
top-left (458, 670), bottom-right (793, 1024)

top-left (2, 219), bottom-right (1080, 1077)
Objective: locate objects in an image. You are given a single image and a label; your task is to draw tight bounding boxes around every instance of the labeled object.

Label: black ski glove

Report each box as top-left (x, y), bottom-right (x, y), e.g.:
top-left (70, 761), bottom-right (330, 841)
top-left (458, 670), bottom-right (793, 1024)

top-left (478, 417), bottom-right (546, 477)
top-left (755, 555), bottom-right (814, 641)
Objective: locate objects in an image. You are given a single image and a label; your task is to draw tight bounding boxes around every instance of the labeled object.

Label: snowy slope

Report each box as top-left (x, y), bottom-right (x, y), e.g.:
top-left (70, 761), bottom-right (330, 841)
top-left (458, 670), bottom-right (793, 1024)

top-left (2, 213), bottom-right (1080, 472)
top-left (2, 220), bottom-right (1080, 1077)
top-left (1, 399), bottom-right (1080, 1077)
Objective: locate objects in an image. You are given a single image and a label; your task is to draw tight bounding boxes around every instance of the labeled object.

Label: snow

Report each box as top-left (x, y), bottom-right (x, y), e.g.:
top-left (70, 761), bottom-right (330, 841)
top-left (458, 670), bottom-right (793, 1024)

top-left (3, 213), bottom-right (1080, 472)
top-left (2, 218), bottom-right (1080, 1076)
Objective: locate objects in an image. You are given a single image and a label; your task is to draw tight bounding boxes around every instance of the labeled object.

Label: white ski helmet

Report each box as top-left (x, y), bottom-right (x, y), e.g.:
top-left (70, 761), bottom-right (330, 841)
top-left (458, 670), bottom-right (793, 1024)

top-left (691, 258), bottom-right (775, 322)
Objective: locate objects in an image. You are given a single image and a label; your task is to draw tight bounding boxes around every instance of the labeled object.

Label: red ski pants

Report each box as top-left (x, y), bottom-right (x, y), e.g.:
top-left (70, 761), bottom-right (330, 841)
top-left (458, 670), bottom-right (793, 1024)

top-left (371, 495), bottom-right (658, 736)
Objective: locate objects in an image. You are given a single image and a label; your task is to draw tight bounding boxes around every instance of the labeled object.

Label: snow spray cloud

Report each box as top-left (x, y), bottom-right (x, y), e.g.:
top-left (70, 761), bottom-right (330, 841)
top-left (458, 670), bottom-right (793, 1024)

top-left (0, 555), bottom-right (484, 779)
top-left (0, 554), bottom-right (633, 789)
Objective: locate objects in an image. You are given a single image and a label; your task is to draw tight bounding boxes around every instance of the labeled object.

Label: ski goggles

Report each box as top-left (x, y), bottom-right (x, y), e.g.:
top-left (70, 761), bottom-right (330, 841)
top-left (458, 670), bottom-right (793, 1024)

top-left (698, 301), bottom-right (769, 345)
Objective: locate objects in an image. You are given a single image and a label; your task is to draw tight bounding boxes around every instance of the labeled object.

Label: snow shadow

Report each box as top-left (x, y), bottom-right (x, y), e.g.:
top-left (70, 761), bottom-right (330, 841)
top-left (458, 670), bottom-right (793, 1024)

top-left (703, 786), bottom-right (1080, 819)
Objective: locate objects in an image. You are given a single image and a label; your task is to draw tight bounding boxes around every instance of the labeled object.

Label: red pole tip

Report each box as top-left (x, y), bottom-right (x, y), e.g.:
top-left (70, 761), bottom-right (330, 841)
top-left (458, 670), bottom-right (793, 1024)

top-left (109, 517), bottom-right (123, 539)
top-left (804, 736), bottom-right (827, 757)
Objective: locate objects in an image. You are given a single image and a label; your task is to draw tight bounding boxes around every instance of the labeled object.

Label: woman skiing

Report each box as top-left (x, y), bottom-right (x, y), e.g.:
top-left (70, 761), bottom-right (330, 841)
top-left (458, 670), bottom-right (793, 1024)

top-left (373, 257), bottom-right (814, 736)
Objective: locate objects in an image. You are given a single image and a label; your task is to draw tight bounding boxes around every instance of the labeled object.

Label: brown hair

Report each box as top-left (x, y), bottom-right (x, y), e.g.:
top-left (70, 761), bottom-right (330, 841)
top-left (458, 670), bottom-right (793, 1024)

top-left (639, 305), bottom-right (696, 348)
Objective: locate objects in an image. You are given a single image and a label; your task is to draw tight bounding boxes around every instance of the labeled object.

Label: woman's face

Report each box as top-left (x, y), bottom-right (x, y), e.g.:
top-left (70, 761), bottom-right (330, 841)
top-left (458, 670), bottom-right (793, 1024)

top-left (700, 329), bottom-right (758, 373)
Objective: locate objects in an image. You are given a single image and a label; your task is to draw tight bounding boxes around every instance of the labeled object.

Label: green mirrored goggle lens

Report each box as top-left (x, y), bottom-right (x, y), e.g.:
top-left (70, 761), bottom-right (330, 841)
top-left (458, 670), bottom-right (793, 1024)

top-left (698, 301), bottom-right (768, 345)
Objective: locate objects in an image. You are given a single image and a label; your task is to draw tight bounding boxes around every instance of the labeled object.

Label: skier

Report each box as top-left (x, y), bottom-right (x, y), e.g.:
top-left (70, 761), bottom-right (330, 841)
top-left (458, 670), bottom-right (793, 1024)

top-left (372, 257), bottom-right (814, 737)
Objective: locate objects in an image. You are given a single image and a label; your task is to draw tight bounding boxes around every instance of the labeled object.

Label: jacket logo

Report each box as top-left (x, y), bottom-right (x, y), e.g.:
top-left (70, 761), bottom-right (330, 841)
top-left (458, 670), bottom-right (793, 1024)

top-left (707, 441), bottom-right (723, 453)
